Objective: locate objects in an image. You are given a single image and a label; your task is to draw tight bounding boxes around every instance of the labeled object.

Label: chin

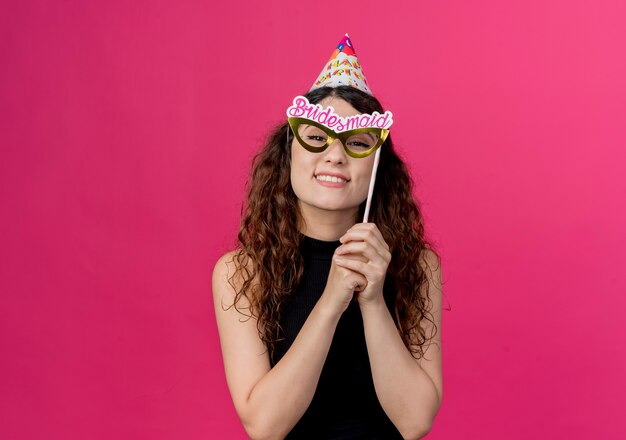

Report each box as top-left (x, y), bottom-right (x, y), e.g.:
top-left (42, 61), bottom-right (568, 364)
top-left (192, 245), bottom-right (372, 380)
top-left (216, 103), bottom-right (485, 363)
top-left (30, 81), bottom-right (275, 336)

top-left (307, 199), bottom-right (361, 213)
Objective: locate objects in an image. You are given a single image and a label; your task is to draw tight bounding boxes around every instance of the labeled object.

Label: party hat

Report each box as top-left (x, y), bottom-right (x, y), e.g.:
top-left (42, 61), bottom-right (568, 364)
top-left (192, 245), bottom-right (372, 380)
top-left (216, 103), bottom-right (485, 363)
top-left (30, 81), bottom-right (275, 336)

top-left (310, 33), bottom-right (372, 95)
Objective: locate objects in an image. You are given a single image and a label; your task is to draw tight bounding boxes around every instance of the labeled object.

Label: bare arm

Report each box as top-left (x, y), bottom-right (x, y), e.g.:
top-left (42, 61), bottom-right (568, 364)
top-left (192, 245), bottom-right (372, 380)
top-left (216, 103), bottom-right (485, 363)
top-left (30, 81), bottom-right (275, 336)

top-left (360, 251), bottom-right (443, 439)
top-left (212, 251), bottom-right (363, 440)
top-left (334, 225), bottom-right (443, 439)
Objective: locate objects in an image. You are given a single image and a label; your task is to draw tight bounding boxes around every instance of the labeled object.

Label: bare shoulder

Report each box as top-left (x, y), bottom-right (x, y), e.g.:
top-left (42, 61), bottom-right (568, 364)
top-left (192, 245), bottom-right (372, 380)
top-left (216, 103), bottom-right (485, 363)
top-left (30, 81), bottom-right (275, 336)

top-left (418, 248), bottom-right (442, 301)
top-left (212, 249), bottom-right (270, 416)
top-left (420, 248), bottom-right (442, 278)
top-left (415, 247), bottom-right (444, 403)
top-left (211, 248), bottom-right (260, 331)
top-left (212, 249), bottom-right (241, 286)
top-left (212, 251), bottom-right (236, 310)
top-left (212, 249), bottom-right (252, 311)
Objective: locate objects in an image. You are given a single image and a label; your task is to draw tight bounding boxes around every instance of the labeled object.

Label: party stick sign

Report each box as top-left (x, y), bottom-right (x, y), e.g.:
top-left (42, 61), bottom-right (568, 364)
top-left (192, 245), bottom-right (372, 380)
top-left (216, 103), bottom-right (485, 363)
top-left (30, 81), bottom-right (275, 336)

top-left (286, 95), bottom-right (392, 224)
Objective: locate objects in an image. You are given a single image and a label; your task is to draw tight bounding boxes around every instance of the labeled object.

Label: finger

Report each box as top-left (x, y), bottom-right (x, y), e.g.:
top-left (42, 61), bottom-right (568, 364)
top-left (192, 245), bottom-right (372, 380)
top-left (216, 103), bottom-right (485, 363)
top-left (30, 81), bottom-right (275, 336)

top-left (341, 230), bottom-right (387, 252)
top-left (336, 250), bottom-right (369, 263)
top-left (333, 263), bottom-right (368, 289)
top-left (351, 278), bottom-right (368, 292)
top-left (334, 257), bottom-right (370, 276)
top-left (339, 229), bottom-right (390, 262)
top-left (335, 241), bottom-right (388, 263)
top-left (340, 223), bottom-right (389, 252)
top-left (335, 254), bottom-right (389, 281)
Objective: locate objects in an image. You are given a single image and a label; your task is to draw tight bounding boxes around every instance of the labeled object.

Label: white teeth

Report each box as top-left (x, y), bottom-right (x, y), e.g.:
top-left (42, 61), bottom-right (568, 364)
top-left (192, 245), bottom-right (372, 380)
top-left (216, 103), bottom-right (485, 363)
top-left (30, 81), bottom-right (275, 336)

top-left (316, 175), bottom-right (347, 183)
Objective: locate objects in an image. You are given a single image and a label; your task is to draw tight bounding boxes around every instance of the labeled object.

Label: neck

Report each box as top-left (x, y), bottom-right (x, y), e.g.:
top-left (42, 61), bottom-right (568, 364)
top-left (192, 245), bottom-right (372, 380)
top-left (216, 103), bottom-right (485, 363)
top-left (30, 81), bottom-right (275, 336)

top-left (297, 202), bottom-right (358, 241)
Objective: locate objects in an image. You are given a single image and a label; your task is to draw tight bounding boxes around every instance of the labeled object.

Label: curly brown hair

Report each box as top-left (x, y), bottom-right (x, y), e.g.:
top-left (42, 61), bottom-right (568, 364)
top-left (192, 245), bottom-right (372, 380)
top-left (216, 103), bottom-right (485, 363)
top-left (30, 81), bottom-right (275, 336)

top-left (227, 86), bottom-right (441, 364)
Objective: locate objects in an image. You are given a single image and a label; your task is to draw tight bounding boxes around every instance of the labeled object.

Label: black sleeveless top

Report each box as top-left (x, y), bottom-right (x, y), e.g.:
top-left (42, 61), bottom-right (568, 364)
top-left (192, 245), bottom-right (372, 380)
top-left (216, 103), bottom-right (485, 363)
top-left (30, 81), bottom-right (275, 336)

top-left (270, 235), bottom-right (403, 439)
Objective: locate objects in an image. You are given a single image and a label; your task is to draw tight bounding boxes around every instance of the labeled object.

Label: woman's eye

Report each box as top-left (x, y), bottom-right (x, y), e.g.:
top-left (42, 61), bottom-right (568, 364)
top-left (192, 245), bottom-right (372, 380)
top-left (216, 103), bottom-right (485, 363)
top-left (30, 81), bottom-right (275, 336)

top-left (348, 141), bottom-right (370, 148)
top-left (307, 135), bottom-right (326, 141)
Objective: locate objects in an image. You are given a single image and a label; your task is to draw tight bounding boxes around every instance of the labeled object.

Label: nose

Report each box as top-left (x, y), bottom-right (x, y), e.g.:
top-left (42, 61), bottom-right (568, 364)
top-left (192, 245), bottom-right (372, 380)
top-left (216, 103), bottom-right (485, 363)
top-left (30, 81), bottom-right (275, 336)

top-left (323, 138), bottom-right (348, 164)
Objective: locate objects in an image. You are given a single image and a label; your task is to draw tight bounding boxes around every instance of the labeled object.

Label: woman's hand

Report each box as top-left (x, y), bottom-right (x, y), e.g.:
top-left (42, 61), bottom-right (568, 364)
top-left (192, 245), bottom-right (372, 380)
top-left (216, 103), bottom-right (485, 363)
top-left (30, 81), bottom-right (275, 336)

top-left (320, 252), bottom-right (368, 317)
top-left (334, 223), bottom-right (391, 307)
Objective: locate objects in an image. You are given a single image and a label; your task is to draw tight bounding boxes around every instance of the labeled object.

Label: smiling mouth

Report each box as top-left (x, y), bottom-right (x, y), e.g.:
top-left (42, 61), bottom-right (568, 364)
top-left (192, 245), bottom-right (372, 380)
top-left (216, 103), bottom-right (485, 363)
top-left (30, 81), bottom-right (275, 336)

top-left (315, 174), bottom-right (349, 183)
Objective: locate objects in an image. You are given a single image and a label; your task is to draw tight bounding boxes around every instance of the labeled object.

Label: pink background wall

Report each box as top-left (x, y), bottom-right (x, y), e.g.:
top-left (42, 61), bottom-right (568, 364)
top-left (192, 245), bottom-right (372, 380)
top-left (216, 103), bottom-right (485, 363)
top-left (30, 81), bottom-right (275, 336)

top-left (1, 0), bottom-right (624, 438)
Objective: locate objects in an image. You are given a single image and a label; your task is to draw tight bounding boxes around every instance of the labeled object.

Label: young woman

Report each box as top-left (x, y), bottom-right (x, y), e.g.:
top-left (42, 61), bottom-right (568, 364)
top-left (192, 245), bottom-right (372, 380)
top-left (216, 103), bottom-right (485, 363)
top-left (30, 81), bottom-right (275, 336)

top-left (212, 83), bottom-right (443, 439)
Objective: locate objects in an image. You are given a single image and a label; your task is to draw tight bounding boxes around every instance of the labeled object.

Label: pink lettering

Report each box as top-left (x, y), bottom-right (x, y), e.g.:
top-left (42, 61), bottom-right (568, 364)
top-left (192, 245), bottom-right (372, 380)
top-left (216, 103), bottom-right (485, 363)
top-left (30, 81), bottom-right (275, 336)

top-left (317, 107), bottom-right (332, 124)
top-left (326, 115), bottom-right (339, 127)
top-left (376, 112), bottom-right (391, 128)
top-left (304, 105), bottom-right (321, 120)
top-left (287, 96), bottom-right (309, 117)
top-left (344, 116), bottom-right (360, 131)
top-left (286, 96), bottom-right (394, 133)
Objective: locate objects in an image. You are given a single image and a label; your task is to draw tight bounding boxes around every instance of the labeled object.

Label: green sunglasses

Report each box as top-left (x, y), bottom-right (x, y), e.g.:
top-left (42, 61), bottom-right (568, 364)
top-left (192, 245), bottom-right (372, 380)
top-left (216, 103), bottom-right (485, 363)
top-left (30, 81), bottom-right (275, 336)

top-left (287, 117), bottom-right (390, 159)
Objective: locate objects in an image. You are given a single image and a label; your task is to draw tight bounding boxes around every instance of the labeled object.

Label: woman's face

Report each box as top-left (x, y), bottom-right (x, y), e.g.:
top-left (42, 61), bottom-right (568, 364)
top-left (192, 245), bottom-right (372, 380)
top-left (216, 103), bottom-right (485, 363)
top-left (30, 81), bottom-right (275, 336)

top-left (290, 96), bottom-right (377, 219)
